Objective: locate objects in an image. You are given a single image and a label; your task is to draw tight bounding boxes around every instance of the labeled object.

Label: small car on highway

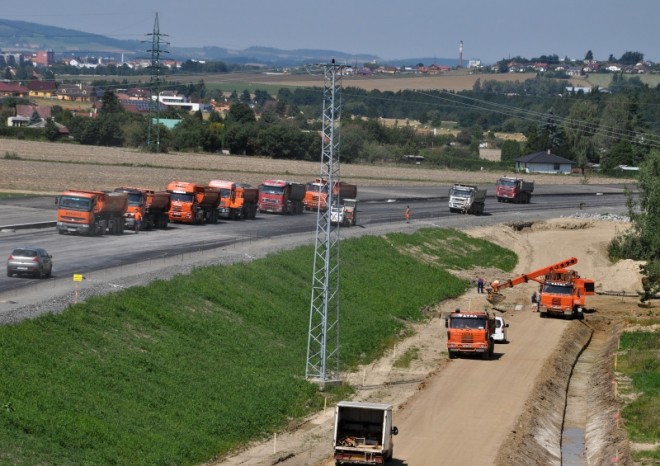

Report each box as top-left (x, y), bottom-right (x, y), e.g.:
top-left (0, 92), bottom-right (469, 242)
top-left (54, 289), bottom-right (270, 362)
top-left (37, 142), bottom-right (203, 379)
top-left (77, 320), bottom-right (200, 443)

top-left (492, 316), bottom-right (509, 343)
top-left (6, 246), bottom-right (53, 278)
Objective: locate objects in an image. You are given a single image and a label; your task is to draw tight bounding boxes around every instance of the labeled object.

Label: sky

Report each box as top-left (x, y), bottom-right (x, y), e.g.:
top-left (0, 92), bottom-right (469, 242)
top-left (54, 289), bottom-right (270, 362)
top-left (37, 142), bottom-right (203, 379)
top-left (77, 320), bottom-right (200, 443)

top-left (3, 0), bottom-right (660, 64)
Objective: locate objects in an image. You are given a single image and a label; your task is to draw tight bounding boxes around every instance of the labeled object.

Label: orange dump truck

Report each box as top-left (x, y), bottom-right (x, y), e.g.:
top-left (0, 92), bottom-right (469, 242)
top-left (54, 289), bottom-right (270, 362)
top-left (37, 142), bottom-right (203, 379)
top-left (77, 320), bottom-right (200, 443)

top-left (258, 180), bottom-right (305, 214)
top-left (303, 178), bottom-right (358, 211)
top-left (166, 181), bottom-right (220, 224)
top-left (208, 179), bottom-right (259, 220)
top-left (56, 190), bottom-right (128, 235)
top-left (445, 309), bottom-right (496, 360)
top-left (114, 187), bottom-right (171, 230)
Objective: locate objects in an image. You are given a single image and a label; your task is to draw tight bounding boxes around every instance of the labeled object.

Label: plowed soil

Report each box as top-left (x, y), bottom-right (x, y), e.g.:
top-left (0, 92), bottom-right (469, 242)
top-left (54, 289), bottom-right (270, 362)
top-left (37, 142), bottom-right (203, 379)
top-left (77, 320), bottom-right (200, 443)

top-left (0, 139), bottom-right (626, 195)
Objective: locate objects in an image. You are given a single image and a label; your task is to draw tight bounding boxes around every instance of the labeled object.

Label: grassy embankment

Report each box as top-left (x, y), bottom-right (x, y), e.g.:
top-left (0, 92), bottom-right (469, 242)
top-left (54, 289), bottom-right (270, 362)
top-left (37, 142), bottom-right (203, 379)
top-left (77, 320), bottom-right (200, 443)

top-left (0, 228), bottom-right (516, 465)
top-left (617, 330), bottom-right (660, 463)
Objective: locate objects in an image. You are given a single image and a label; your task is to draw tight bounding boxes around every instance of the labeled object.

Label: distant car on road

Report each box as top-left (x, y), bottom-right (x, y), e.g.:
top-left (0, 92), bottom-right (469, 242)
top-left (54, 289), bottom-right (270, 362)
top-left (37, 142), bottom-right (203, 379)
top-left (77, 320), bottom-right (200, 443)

top-left (6, 246), bottom-right (52, 278)
top-left (492, 316), bottom-right (509, 343)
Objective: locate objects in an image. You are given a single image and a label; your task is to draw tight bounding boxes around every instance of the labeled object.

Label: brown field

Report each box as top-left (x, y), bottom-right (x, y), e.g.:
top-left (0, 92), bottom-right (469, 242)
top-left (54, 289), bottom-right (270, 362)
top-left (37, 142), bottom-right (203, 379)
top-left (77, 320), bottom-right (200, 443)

top-left (0, 139), bottom-right (628, 195)
top-left (198, 70), bottom-right (591, 93)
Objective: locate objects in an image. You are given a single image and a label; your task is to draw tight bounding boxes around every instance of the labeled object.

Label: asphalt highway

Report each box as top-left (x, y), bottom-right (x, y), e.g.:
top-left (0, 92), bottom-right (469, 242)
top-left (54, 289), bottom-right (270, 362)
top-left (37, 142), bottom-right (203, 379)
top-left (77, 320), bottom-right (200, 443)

top-left (0, 184), bottom-right (631, 313)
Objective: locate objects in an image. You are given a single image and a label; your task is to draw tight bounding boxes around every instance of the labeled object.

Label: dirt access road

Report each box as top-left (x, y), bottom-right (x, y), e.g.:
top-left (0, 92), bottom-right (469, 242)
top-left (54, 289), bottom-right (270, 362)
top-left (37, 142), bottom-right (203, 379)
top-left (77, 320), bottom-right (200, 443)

top-left (215, 218), bottom-right (643, 466)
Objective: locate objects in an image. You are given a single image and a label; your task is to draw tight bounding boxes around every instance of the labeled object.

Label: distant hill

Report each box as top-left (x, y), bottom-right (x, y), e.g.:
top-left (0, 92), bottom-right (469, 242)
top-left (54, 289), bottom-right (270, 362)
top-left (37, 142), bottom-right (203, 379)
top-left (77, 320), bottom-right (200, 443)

top-left (0, 19), bottom-right (455, 67)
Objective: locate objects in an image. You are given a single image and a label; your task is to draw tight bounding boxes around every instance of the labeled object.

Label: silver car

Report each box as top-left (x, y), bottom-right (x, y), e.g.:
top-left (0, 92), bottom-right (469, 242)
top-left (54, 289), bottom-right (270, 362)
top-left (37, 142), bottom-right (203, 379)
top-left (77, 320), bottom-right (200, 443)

top-left (6, 247), bottom-right (53, 278)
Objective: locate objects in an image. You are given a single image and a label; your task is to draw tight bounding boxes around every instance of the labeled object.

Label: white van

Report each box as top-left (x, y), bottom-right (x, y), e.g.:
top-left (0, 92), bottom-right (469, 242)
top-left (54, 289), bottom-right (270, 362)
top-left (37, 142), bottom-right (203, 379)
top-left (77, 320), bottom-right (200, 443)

top-left (492, 316), bottom-right (509, 343)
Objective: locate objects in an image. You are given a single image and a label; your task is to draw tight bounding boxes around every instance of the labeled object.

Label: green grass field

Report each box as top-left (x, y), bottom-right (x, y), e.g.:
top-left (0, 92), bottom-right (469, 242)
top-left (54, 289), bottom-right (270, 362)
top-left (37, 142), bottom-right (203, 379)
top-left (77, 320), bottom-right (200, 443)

top-left (617, 331), bottom-right (660, 462)
top-left (0, 228), bottom-right (516, 465)
top-left (586, 73), bottom-right (660, 89)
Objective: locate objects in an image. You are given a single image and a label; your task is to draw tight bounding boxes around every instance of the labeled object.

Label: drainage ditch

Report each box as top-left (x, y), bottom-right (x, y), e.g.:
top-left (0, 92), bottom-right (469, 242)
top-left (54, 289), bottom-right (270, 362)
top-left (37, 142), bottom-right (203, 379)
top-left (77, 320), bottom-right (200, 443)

top-left (561, 328), bottom-right (601, 465)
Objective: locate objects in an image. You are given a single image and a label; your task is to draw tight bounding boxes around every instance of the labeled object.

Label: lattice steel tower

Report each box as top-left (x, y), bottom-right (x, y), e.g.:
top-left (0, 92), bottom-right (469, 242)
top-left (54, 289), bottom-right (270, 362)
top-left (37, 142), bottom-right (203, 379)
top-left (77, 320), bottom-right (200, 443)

top-left (146, 12), bottom-right (169, 152)
top-left (305, 61), bottom-right (343, 385)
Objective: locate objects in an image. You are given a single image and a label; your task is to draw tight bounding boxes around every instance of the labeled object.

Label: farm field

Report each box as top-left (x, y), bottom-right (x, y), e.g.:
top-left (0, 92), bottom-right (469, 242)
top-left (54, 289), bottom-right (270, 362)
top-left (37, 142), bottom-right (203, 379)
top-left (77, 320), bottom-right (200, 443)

top-left (0, 139), bottom-right (630, 196)
top-left (53, 70), bottom-right (592, 95)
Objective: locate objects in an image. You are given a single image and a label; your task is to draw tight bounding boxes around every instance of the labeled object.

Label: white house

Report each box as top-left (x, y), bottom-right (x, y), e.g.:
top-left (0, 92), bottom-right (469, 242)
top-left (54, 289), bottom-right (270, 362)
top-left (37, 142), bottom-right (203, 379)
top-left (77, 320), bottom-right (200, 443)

top-left (515, 150), bottom-right (576, 174)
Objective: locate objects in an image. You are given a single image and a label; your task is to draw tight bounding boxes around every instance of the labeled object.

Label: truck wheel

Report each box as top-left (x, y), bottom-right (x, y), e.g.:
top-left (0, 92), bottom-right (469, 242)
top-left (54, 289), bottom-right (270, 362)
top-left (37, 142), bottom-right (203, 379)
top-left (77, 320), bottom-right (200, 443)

top-left (448, 352), bottom-right (456, 359)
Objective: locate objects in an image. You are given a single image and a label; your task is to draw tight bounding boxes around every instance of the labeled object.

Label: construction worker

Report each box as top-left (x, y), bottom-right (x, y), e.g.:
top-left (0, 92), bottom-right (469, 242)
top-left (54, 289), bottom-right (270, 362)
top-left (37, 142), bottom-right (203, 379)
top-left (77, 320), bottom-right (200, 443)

top-left (134, 211), bottom-right (142, 234)
top-left (477, 277), bottom-right (485, 293)
top-left (405, 205), bottom-right (411, 223)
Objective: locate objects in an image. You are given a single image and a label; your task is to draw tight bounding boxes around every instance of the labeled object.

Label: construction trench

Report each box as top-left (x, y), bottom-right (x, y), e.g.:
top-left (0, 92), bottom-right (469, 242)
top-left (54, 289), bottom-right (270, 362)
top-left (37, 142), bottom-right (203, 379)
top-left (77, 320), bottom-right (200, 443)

top-left (495, 316), bottom-right (632, 466)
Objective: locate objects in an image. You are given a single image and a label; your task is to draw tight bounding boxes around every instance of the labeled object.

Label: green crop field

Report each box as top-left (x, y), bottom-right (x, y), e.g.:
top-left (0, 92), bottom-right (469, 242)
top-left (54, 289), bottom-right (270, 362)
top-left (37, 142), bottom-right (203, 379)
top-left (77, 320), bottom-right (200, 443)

top-left (0, 228), bottom-right (516, 465)
top-left (586, 73), bottom-right (660, 89)
top-left (617, 331), bottom-right (660, 462)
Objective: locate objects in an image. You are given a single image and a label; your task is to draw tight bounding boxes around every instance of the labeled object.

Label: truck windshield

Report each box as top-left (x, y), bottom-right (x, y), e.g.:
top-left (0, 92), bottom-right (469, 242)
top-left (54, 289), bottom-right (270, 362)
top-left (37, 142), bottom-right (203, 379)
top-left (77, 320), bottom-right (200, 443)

top-left (219, 189), bottom-right (231, 199)
top-left (59, 196), bottom-right (92, 211)
top-left (260, 185), bottom-right (284, 195)
top-left (543, 283), bottom-right (573, 294)
top-left (306, 183), bottom-right (327, 194)
top-left (126, 193), bottom-right (143, 206)
top-left (450, 188), bottom-right (472, 198)
top-left (170, 193), bottom-right (194, 203)
top-left (449, 317), bottom-right (487, 329)
top-left (497, 179), bottom-right (517, 187)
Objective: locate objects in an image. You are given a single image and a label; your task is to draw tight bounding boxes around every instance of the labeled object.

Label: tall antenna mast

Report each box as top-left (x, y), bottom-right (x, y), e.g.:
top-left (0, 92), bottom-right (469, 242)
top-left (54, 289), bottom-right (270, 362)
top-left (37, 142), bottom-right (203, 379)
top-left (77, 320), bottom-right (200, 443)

top-left (306, 60), bottom-right (343, 386)
top-left (146, 12), bottom-right (169, 152)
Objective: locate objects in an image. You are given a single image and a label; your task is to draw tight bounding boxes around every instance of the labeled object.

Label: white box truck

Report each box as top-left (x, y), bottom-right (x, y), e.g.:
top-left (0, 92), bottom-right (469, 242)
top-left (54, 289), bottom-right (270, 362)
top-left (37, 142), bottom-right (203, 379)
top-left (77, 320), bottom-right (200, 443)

top-left (333, 401), bottom-right (399, 465)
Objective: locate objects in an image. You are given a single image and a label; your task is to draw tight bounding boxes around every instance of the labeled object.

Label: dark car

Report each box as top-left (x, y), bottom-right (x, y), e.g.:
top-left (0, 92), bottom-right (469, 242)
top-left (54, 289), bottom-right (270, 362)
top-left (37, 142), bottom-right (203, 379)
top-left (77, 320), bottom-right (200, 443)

top-left (6, 247), bottom-right (53, 278)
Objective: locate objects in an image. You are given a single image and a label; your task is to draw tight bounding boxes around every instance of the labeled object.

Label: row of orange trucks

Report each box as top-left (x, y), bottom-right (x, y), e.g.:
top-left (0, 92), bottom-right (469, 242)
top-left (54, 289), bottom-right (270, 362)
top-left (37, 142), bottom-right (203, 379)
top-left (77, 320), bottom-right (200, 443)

top-left (55, 178), bottom-right (359, 235)
top-left (445, 257), bottom-right (595, 360)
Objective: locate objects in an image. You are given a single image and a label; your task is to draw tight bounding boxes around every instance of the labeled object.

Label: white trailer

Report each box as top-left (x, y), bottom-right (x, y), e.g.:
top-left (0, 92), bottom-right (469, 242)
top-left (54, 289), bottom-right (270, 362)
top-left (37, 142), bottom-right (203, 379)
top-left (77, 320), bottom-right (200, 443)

top-left (333, 401), bottom-right (398, 465)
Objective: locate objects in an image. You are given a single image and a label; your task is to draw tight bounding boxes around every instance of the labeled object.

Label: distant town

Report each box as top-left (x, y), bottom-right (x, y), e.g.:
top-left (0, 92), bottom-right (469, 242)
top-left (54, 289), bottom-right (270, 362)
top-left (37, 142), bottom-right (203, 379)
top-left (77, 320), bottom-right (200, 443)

top-left (1, 48), bottom-right (657, 117)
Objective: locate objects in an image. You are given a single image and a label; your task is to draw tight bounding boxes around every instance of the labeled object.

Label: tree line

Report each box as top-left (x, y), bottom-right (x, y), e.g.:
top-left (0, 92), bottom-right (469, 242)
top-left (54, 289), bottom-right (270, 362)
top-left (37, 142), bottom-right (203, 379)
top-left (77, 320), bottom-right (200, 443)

top-left (2, 72), bottom-right (659, 174)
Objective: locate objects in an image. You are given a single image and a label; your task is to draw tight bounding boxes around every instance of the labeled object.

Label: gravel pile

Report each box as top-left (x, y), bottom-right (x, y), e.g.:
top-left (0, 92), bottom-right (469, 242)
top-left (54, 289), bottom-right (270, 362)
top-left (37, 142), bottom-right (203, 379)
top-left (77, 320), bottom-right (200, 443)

top-left (562, 212), bottom-right (631, 222)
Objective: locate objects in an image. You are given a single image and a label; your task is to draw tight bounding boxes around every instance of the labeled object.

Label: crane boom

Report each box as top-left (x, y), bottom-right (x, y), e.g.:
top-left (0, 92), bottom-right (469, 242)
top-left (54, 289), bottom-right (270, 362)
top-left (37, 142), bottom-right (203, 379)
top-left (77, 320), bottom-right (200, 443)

top-left (487, 257), bottom-right (578, 304)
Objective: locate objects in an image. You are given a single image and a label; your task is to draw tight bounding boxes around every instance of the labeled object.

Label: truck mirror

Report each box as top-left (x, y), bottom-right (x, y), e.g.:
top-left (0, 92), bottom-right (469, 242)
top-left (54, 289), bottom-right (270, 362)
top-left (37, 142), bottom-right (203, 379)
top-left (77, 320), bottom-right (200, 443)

top-left (391, 426), bottom-right (399, 436)
top-left (444, 318), bottom-right (448, 328)
top-left (505, 324), bottom-right (510, 328)
top-left (54, 196), bottom-right (59, 205)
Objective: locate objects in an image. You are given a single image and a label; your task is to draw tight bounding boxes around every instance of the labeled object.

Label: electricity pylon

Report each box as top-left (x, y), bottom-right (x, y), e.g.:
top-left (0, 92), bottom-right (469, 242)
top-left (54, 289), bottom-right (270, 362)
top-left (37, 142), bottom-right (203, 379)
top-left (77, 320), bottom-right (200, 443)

top-left (146, 12), bottom-right (169, 152)
top-left (306, 61), bottom-right (343, 385)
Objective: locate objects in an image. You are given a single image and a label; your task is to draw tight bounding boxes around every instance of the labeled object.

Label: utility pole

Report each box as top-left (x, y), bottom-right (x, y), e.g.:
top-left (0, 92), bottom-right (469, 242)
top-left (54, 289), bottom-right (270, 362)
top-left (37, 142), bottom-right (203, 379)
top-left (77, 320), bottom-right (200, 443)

top-left (146, 12), bottom-right (169, 152)
top-left (305, 60), bottom-right (343, 386)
